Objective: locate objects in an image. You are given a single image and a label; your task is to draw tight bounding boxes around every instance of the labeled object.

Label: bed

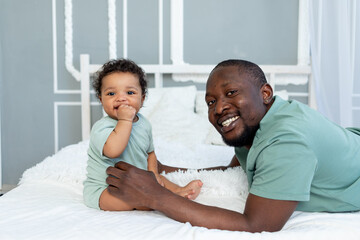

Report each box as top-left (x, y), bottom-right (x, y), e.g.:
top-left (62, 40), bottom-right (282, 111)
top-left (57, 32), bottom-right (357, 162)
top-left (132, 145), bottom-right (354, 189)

top-left (1, 73), bottom-right (360, 239)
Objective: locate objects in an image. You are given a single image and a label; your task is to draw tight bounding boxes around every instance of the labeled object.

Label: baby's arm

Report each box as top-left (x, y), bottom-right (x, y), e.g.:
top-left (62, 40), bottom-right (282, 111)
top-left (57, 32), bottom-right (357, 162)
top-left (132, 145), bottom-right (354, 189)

top-left (147, 152), bottom-right (179, 189)
top-left (147, 151), bottom-right (164, 186)
top-left (103, 105), bottom-right (135, 158)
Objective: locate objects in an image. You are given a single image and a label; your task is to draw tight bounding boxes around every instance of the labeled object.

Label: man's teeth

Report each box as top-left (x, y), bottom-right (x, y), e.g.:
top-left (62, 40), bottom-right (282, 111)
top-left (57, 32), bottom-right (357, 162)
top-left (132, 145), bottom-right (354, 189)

top-left (221, 116), bottom-right (239, 127)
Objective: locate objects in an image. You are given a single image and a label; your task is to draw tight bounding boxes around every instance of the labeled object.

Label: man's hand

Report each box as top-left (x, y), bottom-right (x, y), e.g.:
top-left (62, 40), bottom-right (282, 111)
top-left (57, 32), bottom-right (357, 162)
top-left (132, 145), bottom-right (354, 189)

top-left (106, 162), bottom-right (167, 208)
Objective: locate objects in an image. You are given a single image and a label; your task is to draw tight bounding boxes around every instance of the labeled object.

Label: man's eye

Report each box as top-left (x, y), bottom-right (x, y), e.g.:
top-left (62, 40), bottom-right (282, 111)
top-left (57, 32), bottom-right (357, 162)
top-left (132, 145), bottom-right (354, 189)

top-left (226, 90), bottom-right (237, 96)
top-left (207, 100), bottom-right (215, 107)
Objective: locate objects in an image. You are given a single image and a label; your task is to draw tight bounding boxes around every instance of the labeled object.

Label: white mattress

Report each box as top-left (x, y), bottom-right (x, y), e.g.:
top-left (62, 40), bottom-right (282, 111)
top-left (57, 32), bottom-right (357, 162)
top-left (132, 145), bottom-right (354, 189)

top-left (1, 86), bottom-right (360, 239)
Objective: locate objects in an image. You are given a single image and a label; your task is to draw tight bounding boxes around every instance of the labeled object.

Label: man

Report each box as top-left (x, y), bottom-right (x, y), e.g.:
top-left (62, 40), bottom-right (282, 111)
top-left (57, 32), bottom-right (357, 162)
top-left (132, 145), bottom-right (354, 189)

top-left (106, 59), bottom-right (360, 232)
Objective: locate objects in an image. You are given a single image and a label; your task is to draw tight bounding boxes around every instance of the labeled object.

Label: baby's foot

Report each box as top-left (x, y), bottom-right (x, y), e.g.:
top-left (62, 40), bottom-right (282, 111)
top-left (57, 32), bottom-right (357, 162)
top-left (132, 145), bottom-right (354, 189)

top-left (178, 180), bottom-right (203, 200)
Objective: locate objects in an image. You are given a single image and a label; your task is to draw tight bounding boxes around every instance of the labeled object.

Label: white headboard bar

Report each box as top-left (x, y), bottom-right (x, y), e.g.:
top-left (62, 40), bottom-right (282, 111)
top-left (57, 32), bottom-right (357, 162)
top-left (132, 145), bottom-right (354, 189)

top-left (80, 54), bottom-right (91, 140)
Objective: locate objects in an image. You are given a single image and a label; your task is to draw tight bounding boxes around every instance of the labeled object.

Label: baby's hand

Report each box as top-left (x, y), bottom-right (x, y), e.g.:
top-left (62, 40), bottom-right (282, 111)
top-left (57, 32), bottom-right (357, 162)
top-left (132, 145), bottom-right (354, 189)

top-left (116, 104), bottom-right (136, 122)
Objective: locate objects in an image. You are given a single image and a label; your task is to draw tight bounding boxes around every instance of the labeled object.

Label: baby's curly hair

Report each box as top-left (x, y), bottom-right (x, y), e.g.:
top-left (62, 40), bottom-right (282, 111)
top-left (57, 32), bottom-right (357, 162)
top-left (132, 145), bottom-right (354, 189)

top-left (93, 59), bottom-right (147, 99)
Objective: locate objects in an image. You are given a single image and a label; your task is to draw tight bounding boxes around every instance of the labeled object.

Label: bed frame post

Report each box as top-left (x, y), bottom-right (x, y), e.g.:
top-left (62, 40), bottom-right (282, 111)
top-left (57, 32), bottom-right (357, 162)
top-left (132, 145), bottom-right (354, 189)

top-left (80, 54), bottom-right (91, 140)
top-left (297, 0), bottom-right (315, 109)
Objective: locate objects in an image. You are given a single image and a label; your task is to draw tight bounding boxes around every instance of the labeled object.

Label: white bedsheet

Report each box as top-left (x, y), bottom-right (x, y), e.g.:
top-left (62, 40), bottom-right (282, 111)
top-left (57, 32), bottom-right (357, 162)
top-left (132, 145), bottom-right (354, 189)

top-left (1, 87), bottom-right (360, 239)
top-left (1, 140), bottom-right (360, 240)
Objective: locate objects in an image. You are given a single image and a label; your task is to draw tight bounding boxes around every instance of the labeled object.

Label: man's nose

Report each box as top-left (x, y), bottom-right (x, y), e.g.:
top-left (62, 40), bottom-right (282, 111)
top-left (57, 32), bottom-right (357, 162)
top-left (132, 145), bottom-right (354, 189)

top-left (215, 97), bottom-right (229, 114)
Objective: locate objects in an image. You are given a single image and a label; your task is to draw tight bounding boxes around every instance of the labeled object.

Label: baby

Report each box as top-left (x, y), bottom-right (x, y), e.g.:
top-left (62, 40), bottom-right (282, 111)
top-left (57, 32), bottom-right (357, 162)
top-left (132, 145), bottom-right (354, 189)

top-left (83, 59), bottom-right (203, 210)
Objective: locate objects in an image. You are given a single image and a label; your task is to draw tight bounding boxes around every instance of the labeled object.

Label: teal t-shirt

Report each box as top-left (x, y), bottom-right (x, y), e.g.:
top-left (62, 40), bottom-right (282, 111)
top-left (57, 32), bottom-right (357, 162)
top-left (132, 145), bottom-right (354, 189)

top-left (235, 96), bottom-right (360, 212)
top-left (83, 113), bottom-right (154, 209)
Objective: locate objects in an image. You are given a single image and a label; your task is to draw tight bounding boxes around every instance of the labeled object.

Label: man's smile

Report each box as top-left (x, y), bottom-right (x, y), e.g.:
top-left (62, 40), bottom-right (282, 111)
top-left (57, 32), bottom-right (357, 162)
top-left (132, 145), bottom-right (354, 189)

top-left (221, 116), bottom-right (239, 127)
top-left (216, 115), bottom-right (240, 133)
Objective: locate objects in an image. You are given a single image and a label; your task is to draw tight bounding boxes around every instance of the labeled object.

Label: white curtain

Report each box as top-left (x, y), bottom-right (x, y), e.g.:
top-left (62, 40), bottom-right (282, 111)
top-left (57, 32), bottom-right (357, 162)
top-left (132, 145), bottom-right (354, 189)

top-left (309, 0), bottom-right (360, 127)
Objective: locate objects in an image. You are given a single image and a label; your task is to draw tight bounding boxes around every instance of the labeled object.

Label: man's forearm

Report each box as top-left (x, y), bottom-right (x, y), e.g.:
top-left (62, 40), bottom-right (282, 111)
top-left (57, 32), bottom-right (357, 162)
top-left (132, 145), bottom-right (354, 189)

top-left (149, 187), bottom-right (251, 231)
top-left (106, 162), bottom-right (294, 232)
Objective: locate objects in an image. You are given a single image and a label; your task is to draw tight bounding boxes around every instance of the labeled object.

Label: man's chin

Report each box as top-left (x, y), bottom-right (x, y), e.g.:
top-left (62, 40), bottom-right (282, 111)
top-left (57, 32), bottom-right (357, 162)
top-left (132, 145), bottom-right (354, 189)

top-left (220, 124), bottom-right (259, 147)
top-left (222, 136), bottom-right (245, 147)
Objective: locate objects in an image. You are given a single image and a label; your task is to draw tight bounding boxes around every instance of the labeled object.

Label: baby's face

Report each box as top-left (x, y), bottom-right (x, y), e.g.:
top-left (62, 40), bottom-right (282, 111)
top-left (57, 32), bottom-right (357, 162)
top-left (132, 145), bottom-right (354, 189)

top-left (100, 72), bottom-right (145, 120)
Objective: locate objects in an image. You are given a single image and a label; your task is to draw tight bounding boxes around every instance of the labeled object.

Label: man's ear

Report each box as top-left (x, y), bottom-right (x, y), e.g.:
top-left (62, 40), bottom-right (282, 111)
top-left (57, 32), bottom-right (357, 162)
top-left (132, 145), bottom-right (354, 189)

top-left (261, 83), bottom-right (273, 104)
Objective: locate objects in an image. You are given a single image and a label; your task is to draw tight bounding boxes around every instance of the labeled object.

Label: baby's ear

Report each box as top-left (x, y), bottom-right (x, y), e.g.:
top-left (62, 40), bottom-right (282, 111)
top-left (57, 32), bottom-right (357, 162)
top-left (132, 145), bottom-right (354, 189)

top-left (141, 94), bottom-right (146, 106)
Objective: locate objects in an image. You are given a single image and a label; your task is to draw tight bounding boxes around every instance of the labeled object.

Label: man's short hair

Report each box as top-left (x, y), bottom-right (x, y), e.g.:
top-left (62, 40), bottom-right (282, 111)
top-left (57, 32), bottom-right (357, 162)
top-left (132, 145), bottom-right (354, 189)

top-left (213, 59), bottom-right (267, 87)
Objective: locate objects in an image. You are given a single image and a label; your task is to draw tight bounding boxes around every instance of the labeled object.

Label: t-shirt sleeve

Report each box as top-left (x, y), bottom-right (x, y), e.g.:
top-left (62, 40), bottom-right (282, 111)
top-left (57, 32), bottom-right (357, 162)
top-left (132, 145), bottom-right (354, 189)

top-left (147, 123), bottom-right (155, 153)
top-left (89, 120), bottom-right (115, 158)
top-left (249, 138), bottom-right (318, 202)
top-left (234, 147), bottom-right (249, 171)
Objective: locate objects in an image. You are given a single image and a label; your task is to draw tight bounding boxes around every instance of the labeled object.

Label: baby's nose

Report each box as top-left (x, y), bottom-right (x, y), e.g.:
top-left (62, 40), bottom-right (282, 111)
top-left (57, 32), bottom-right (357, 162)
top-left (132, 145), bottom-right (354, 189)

top-left (116, 93), bottom-right (127, 102)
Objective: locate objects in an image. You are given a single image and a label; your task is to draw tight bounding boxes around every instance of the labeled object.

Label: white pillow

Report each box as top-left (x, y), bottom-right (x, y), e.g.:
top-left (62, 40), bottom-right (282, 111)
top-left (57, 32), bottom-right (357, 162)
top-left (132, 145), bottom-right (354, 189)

top-left (140, 85), bottom-right (197, 119)
top-left (195, 91), bottom-right (208, 118)
top-left (205, 126), bottom-right (226, 146)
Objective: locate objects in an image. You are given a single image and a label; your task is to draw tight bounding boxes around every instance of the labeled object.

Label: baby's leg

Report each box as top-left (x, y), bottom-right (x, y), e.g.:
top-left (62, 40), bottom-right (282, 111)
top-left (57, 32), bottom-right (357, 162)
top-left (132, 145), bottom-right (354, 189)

top-left (160, 175), bottom-right (203, 200)
top-left (180, 180), bottom-right (203, 200)
top-left (99, 188), bottom-right (151, 211)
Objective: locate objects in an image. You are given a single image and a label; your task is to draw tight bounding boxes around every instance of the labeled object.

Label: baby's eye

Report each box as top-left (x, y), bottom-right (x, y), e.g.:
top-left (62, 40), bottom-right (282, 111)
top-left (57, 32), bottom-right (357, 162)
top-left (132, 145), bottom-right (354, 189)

top-left (127, 91), bottom-right (135, 95)
top-left (226, 90), bottom-right (237, 96)
top-left (107, 92), bottom-right (115, 96)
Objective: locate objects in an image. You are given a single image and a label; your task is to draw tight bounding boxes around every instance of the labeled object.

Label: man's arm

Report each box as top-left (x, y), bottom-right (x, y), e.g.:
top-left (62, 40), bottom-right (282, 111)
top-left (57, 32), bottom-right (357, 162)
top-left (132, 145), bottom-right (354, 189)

top-left (158, 155), bottom-right (240, 173)
top-left (106, 162), bottom-right (297, 232)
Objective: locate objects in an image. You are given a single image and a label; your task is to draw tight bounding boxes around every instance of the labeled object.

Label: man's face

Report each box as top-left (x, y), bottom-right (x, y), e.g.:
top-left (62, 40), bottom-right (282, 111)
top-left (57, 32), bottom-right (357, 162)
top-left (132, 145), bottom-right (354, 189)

top-left (205, 66), bottom-right (268, 148)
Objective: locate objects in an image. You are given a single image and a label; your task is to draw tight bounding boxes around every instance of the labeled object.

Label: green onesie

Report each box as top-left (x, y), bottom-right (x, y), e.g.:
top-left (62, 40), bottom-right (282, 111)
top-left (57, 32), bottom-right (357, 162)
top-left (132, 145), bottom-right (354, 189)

top-left (83, 113), bottom-right (154, 209)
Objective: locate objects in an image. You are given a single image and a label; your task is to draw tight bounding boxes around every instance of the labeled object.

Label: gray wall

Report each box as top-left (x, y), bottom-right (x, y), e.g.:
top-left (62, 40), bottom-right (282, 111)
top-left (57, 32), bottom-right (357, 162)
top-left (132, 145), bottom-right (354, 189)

top-left (0, 20), bottom-right (2, 187)
top-left (1, 0), bottom-right (55, 186)
top-left (0, 0), bottom-right (299, 185)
